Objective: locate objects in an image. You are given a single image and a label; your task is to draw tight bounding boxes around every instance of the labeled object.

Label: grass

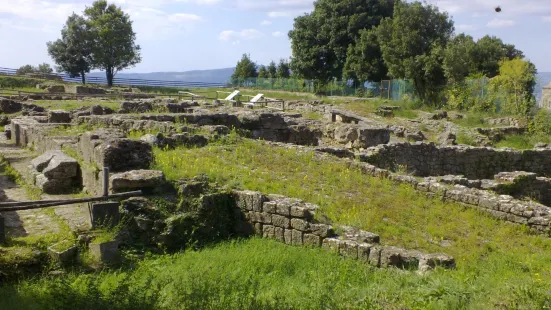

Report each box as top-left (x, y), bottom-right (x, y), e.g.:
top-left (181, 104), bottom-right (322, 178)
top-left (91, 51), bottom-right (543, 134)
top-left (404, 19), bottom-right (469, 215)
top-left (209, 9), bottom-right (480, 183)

top-left (1, 237), bottom-right (551, 309)
top-left (301, 111), bottom-right (324, 121)
top-left (150, 137), bottom-right (551, 307)
top-left (32, 100), bottom-right (121, 111)
top-left (342, 99), bottom-right (425, 119)
top-left (495, 134), bottom-right (551, 150)
top-left (46, 123), bottom-right (100, 137)
top-left (456, 131), bottom-right (478, 146)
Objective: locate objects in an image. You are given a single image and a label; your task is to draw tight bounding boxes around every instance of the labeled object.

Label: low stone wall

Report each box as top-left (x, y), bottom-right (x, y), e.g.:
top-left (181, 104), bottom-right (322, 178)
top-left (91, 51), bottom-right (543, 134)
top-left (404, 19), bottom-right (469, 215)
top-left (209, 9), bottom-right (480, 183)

top-left (348, 161), bottom-right (551, 233)
top-left (361, 142), bottom-right (551, 179)
top-left (232, 190), bottom-right (455, 271)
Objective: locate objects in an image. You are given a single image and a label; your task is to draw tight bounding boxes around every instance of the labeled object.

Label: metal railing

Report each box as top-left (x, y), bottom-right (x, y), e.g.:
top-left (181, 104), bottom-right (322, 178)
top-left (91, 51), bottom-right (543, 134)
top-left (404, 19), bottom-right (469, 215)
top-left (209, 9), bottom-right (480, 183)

top-left (0, 67), bottom-right (228, 89)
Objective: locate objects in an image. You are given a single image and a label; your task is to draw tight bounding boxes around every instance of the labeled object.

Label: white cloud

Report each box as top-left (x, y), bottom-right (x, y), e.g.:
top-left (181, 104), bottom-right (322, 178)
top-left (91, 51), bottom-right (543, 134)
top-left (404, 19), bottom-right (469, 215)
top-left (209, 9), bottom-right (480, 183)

top-left (261, 20), bottom-right (272, 25)
top-left (272, 31), bottom-right (284, 37)
top-left (487, 18), bottom-right (516, 28)
top-left (542, 16), bottom-right (551, 23)
top-left (456, 24), bottom-right (477, 31)
top-left (219, 29), bottom-right (264, 44)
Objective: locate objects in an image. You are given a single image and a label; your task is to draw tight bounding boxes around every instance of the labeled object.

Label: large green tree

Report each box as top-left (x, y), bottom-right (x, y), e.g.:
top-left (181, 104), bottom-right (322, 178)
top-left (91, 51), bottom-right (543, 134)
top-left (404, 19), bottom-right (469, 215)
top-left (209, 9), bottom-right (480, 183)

top-left (489, 58), bottom-right (537, 116)
top-left (84, 0), bottom-right (141, 87)
top-left (47, 13), bottom-right (93, 84)
top-left (267, 61), bottom-right (277, 79)
top-left (343, 28), bottom-right (388, 83)
top-left (257, 65), bottom-right (268, 78)
top-left (276, 59), bottom-right (291, 79)
top-left (377, 0), bottom-right (454, 103)
top-left (472, 35), bottom-right (523, 78)
top-left (289, 0), bottom-right (394, 83)
top-left (442, 33), bottom-right (478, 83)
top-left (231, 54), bottom-right (257, 79)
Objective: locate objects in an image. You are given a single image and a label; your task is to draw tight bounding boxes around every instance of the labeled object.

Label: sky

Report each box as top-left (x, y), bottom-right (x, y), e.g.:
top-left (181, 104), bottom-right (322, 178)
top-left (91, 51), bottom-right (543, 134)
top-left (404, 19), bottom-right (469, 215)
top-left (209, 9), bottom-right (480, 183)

top-left (0, 0), bottom-right (551, 73)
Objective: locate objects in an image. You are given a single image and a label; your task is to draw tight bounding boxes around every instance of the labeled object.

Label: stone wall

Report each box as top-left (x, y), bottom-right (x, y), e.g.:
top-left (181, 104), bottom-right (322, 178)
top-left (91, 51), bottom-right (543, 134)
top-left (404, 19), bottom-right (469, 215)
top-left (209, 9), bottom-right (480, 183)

top-left (79, 111), bottom-right (390, 149)
top-left (231, 190), bottom-right (455, 271)
top-left (361, 142), bottom-right (551, 179)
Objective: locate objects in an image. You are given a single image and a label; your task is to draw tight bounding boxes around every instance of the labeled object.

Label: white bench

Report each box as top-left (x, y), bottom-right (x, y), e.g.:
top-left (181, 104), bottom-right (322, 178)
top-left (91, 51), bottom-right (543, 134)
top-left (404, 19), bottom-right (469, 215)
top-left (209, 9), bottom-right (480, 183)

top-left (243, 93), bottom-right (264, 107)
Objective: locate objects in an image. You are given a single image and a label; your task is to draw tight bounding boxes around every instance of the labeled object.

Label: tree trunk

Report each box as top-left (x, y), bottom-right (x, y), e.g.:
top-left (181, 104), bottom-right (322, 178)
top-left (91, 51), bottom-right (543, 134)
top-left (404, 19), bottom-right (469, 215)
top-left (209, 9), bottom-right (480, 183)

top-left (81, 71), bottom-right (86, 85)
top-left (106, 68), bottom-right (114, 87)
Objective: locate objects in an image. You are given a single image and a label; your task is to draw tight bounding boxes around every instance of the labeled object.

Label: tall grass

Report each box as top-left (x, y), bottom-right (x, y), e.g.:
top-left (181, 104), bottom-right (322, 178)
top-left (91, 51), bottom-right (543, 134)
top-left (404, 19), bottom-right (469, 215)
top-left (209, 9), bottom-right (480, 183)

top-left (1, 238), bottom-right (550, 309)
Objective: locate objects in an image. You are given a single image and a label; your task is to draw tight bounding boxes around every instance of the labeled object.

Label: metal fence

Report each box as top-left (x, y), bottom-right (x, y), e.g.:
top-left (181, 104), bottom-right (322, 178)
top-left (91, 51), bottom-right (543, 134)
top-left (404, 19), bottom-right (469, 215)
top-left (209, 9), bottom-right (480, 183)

top-left (0, 67), bottom-right (227, 89)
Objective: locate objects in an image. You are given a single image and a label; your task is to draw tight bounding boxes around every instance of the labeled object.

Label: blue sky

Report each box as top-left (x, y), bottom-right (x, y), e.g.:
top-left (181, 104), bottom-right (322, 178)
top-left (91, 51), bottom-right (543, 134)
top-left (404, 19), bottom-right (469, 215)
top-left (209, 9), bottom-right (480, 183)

top-left (0, 0), bottom-right (550, 73)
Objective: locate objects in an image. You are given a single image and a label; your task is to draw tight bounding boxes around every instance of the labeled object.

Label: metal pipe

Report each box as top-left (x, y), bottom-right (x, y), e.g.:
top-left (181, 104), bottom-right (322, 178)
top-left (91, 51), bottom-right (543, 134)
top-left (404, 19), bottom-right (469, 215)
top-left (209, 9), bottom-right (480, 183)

top-left (0, 190), bottom-right (143, 211)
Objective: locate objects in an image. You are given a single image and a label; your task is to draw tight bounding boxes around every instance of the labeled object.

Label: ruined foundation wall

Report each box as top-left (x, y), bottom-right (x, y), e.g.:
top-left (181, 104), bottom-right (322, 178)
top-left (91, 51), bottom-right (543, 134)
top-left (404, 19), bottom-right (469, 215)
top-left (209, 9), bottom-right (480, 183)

top-left (362, 143), bottom-right (551, 179)
top-left (230, 190), bottom-right (454, 271)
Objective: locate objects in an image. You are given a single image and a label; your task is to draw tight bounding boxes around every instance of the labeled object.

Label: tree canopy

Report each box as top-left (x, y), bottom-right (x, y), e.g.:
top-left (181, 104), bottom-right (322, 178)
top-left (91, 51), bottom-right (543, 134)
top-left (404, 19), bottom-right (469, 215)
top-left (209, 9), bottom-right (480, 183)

top-left (16, 63), bottom-right (53, 75)
top-left (267, 61), bottom-right (277, 79)
top-left (289, 0), bottom-right (394, 83)
top-left (47, 13), bottom-right (93, 84)
top-left (276, 59), bottom-right (291, 79)
top-left (232, 54), bottom-right (257, 80)
top-left (377, 0), bottom-right (454, 102)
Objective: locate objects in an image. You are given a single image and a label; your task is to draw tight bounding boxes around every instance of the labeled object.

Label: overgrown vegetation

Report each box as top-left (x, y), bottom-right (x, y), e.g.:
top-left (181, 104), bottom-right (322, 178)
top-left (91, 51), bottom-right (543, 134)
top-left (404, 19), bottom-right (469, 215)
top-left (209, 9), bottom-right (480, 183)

top-left (1, 236), bottom-right (551, 309)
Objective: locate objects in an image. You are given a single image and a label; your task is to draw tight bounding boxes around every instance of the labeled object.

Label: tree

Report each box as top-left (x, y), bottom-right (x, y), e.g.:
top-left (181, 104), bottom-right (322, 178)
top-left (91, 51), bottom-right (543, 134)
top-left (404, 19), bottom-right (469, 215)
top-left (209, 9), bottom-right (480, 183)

top-left (258, 65), bottom-right (268, 78)
top-left (276, 59), bottom-right (291, 79)
top-left (443, 33), bottom-right (478, 83)
top-left (473, 35), bottom-right (523, 78)
top-left (47, 13), bottom-right (93, 84)
top-left (267, 61), bottom-right (277, 79)
top-left (84, 0), bottom-right (141, 87)
top-left (489, 58), bottom-right (537, 116)
top-left (37, 63), bottom-right (54, 74)
top-left (16, 65), bottom-right (36, 75)
top-left (289, 0), bottom-right (394, 83)
top-left (377, 0), bottom-right (454, 103)
top-left (231, 54), bottom-right (257, 79)
top-left (343, 28), bottom-right (388, 83)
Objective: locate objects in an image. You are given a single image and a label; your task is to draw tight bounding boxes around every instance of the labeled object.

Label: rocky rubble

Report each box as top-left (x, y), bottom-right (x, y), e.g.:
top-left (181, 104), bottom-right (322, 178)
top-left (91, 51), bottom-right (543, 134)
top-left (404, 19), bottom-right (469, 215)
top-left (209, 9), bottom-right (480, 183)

top-left (29, 151), bottom-right (80, 194)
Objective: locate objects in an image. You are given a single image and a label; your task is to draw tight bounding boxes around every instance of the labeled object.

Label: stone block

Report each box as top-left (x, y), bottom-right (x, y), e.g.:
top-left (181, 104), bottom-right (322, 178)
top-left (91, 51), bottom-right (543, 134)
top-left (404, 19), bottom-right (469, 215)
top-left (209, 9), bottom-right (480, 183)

top-left (90, 201), bottom-right (120, 229)
top-left (303, 233), bottom-right (321, 247)
top-left (290, 206), bottom-right (308, 218)
top-left (48, 240), bottom-right (78, 264)
top-left (379, 246), bottom-right (422, 270)
top-left (233, 190), bottom-right (265, 212)
top-left (321, 238), bottom-right (340, 253)
top-left (368, 246), bottom-right (382, 267)
top-left (284, 229), bottom-right (292, 244)
top-left (254, 223), bottom-right (263, 235)
top-left (276, 201), bottom-right (291, 216)
top-left (0, 97), bottom-right (22, 114)
top-left (262, 201), bottom-right (277, 213)
top-left (35, 174), bottom-right (74, 194)
top-left (291, 229), bottom-right (303, 245)
top-left (262, 225), bottom-right (275, 238)
top-left (109, 170), bottom-right (165, 193)
top-left (358, 243), bottom-right (372, 262)
top-left (42, 154), bottom-right (78, 179)
top-left (89, 241), bottom-right (121, 265)
top-left (31, 151), bottom-right (60, 172)
top-left (418, 253), bottom-right (456, 271)
top-left (274, 227), bottom-right (285, 242)
top-left (48, 110), bottom-right (71, 123)
top-left (310, 224), bottom-right (335, 238)
top-left (101, 139), bottom-right (153, 172)
top-left (340, 240), bottom-right (359, 259)
top-left (271, 214), bottom-right (290, 228)
top-left (290, 218), bottom-right (309, 231)
top-left (341, 226), bottom-right (380, 243)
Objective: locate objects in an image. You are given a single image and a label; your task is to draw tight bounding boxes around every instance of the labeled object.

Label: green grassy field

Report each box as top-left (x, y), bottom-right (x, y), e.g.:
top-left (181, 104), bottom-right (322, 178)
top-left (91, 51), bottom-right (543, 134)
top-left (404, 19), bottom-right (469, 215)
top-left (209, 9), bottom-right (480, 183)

top-left (32, 100), bottom-right (121, 111)
top-left (149, 136), bottom-right (551, 307)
